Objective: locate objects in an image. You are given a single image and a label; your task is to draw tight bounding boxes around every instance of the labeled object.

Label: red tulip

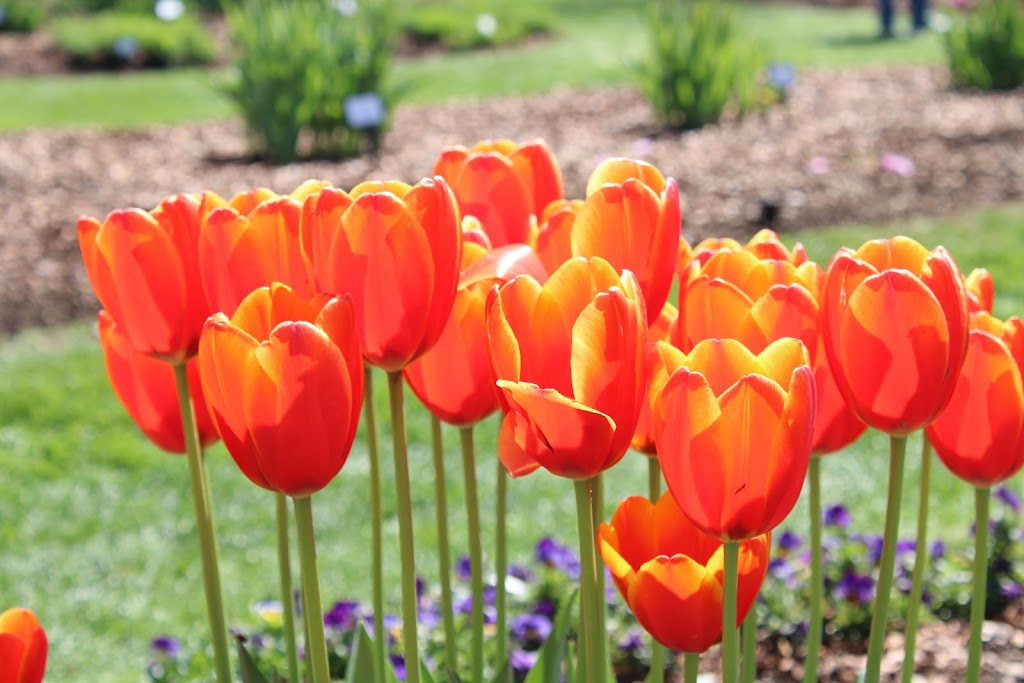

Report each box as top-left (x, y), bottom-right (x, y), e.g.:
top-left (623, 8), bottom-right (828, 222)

top-left (198, 283), bottom-right (364, 497)
top-left (487, 257), bottom-right (647, 479)
top-left (811, 350), bottom-right (868, 456)
top-left (822, 237), bottom-right (969, 436)
top-left (405, 244), bottom-right (547, 427)
top-left (598, 493), bottom-right (770, 653)
top-left (0, 607), bottom-right (47, 683)
top-left (649, 337), bottom-right (815, 540)
top-left (98, 311), bottom-right (218, 453)
top-left (300, 177), bottom-right (462, 372)
top-left (927, 313), bottom-right (1024, 487)
top-left (78, 193), bottom-right (213, 362)
top-left (434, 139), bottom-right (563, 247)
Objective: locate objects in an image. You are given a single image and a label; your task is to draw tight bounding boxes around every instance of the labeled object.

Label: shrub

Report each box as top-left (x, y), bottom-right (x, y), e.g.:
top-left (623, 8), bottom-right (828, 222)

top-left (945, 0), bottom-right (1024, 90)
top-left (0, 0), bottom-right (46, 32)
top-left (53, 0), bottom-right (221, 15)
top-left (222, 0), bottom-right (397, 164)
top-left (51, 11), bottom-right (216, 68)
top-left (637, 0), bottom-right (765, 130)
top-left (400, 1), bottom-right (553, 51)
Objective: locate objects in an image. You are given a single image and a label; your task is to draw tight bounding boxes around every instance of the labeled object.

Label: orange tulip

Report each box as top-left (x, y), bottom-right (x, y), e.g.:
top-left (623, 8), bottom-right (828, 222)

top-left (98, 311), bottom-right (218, 454)
top-left (649, 337), bottom-right (815, 540)
top-left (927, 313), bottom-right (1024, 487)
top-left (405, 244), bottom-right (547, 427)
top-left (486, 256), bottom-right (647, 479)
top-left (300, 177), bottom-right (461, 372)
top-left (822, 237), bottom-right (969, 436)
top-left (198, 283), bottom-right (364, 497)
top-left (433, 139), bottom-right (563, 247)
top-left (570, 159), bottom-right (681, 321)
top-left (965, 268), bottom-right (994, 315)
top-left (811, 351), bottom-right (868, 456)
top-left (533, 199), bottom-right (581, 277)
top-left (199, 182), bottom-right (330, 316)
top-left (631, 302), bottom-right (679, 455)
top-left (598, 493), bottom-right (770, 653)
top-left (0, 608), bottom-right (47, 683)
top-left (78, 193), bottom-right (212, 363)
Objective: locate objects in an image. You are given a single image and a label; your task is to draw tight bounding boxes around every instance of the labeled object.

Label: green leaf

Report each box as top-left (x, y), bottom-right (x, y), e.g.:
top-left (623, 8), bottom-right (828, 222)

top-left (236, 636), bottom-right (273, 683)
top-left (490, 661), bottom-right (510, 683)
top-left (346, 622), bottom-right (376, 683)
top-left (524, 589), bottom-right (578, 683)
top-left (565, 641), bottom-right (577, 683)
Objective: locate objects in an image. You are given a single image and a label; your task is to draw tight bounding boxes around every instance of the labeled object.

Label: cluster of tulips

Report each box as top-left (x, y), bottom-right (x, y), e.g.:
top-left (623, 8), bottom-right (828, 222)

top-left (5, 138), bottom-right (1024, 683)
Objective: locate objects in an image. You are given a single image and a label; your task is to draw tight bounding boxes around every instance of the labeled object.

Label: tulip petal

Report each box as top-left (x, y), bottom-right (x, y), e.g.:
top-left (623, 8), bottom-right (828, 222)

top-left (316, 296), bottom-right (365, 447)
top-left (230, 284), bottom-right (321, 342)
top-left (598, 522), bottom-right (637, 601)
top-left (299, 187), bottom-right (354, 294)
top-left (604, 496), bottom-right (659, 573)
top-left (754, 337), bottom-right (812, 390)
top-left (684, 338), bottom-right (762, 397)
top-left (749, 285), bottom-right (819, 365)
top-left (498, 410), bottom-right (541, 477)
top-left (683, 278), bottom-right (764, 353)
top-left (453, 152), bottom-right (533, 246)
top-left (855, 235), bottom-right (930, 274)
top-left (629, 555), bottom-right (724, 653)
top-left (586, 157), bottom-right (666, 197)
top-left (510, 141), bottom-right (564, 215)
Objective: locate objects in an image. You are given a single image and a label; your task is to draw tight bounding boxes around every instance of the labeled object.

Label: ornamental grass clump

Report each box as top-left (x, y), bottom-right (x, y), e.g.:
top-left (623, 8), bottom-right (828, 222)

top-left (945, 0), bottom-right (1024, 91)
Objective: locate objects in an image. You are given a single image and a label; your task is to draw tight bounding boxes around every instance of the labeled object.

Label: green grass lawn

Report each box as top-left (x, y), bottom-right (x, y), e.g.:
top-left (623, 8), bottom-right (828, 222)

top-left (0, 2), bottom-right (945, 132)
top-left (2, 202), bottom-right (1022, 681)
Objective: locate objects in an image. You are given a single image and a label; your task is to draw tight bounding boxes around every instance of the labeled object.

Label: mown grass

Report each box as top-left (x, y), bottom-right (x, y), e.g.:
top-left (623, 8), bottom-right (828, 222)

top-left (1, 202), bottom-right (1022, 681)
top-left (0, 2), bottom-right (945, 131)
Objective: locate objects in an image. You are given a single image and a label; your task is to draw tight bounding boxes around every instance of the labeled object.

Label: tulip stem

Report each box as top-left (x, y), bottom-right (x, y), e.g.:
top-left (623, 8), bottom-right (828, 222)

top-left (294, 496), bottom-right (330, 683)
top-left (496, 455), bottom-right (510, 681)
top-left (647, 458), bottom-right (665, 683)
top-left (430, 416), bottom-right (458, 675)
top-left (591, 472), bottom-right (607, 667)
top-left (387, 371), bottom-right (421, 683)
top-left (364, 366), bottom-right (387, 683)
top-left (574, 478), bottom-right (606, 683)
top-left (172, 363), bottom-right (231, 683)
top-left (741, 603), bottom-right (758, 683)
top-left (966, 486), bottom-right (990, 683)
top-left (722, 541), bottom-right (740, 683)
top-left (460, 426), bottom-right (485, 683)
top-left (863, 434), bottom-right (907, 683)
top-left (901, 435), bottom-right (932, 683)
top-left (683, 652), bottom-right (699, 683)
top-left (805, 457), bottom-right (823, 683)
top-left (275, 493), bottom-right (300, 683)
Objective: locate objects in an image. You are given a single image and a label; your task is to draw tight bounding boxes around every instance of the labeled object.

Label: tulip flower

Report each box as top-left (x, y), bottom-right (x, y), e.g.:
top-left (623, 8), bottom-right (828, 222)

top-left (586, 157), bottom-right (667, 197)
top-left (533, 199), bottom-right (581, 276)
top-left (598, 493), bottom-right (770, 653)
top-left (300, 177), bottom-right (461, 372)
top-left (649, 337), bottom-right (815, 541)
top-left (0, 608), bottom-right (46, 683)
top-left (98, 311), bottom-right (218, 453)
top-left (487, 256), bottom-right (648, 480)
top-left (434, 139), bottom-right (563, 247)
top-left (631, 302), bottom-right (679, 456)
top-left (78, 193), bottom-right (212, 363)
top-left (198, 283), bottom-right (364, 497)
top-left (965, 268), bottom-right (994, 315)
top-left (821, 236), bottom-right (968, 436)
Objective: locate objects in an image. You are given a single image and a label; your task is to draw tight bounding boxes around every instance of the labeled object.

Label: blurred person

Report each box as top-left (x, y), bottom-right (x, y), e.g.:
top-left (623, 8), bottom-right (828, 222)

top-left (879, 0), bottom-right (928, 37)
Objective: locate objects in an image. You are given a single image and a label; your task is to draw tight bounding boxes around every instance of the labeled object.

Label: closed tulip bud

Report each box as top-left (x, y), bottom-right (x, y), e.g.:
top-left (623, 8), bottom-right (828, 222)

top-left (487, 257), bottom-right (647, 479)
top-left (649, 337), bottom-right (815, 541)
top-left (822, 237), bottom-right (969, 436)
top-left (98, 311), bottom-right (218, 454)
top-left (0, 607), bottom-right (47, 683)
top-left (198, 283), bottom-right (364, 497)
top-left (598, 493), bottom-right (770, 653)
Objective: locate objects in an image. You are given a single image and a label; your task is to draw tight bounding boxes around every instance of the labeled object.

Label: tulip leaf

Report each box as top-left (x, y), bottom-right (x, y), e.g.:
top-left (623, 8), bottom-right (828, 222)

top-left (236, 636), bottom-right (273, 683)
top-left (565, 641), bottom-right (576, 683)
top-left (445, 667), bottom-right (466, 683)
top-left (490, 662), bottom-right (510, 683)
top-left (345, 622), bottom-right (375, 683)
top-left (418, 658), bottom-right (436, 683)
top-left (524, 589), bottom-right (578, 683)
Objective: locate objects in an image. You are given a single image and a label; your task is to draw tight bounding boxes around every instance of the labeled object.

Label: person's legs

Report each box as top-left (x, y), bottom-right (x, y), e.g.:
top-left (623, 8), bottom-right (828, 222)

top-left (879, 0), bottom-right (894, 37)
top-left (911, 0), bottom-right (928, 31)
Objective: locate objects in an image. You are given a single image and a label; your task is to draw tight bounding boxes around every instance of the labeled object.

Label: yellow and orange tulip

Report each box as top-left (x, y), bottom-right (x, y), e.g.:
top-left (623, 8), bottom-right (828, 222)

top-left (598, 493), bottom-right (770, 653)
top-left (0, 607), bottom-right (47, 683)
top-left (649, 337), bottom-right (815, 541)
top-left (631, 302), bottom-right (679, 455)
top-left (486, 257), bottom-right (647, 479)
top-left (965, 268), bottom-right (994, 315)
top-left (822, 237), bottom-right (969, 436)
top-left (198, 283), bottom-right (364, 497)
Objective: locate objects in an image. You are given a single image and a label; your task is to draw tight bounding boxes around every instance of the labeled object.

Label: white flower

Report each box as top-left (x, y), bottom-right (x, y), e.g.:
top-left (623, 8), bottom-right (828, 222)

top-left (153, 0), bottom-right (185, 21)
top-left (475, 13), bottom-right (498, 38)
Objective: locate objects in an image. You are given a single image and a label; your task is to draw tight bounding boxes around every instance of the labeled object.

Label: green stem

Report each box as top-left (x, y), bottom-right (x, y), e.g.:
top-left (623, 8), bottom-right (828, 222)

top-left (386, 371), bottom-right (421, 683)
top-left (574, 478), bottom-right (606, 683)
top-left (496, 456), bottom-right (510, 682)
top-left (647, 458), bottom-right (665, 683)
top-left (364, 366), bottom-right (387, 683)
top-left (430, 416), bottom-right (458, 675)
top-left (722, 541), bottom-right (739, 683)
top-left (741, 604), bottom-right (757, 683)
top-left (901, 435), bottom-right (932, 683)
top-left (172, 363), bottom-right (231, 683)
top-left (294, 496), bottom-right (330, 683)
top-left (805, 457), bottom-right (823, 683)
top-left (460, 427), bottom-right (484, 683)
top-left (966, 486), bottom-right (990, 683)
top-left (275, 493), bottom-right (300, 683)
top-left (863, 435), bottom-right (908, 683)
top-left (591, 472), bottom-right (607, 671)
top-left (683, 652), bottom-right (699, 683)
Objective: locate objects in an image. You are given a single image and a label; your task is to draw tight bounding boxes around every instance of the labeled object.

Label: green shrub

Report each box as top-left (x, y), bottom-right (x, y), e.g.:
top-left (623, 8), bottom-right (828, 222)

top-left (223, 0), bottom-right (397, 164)
top-left (945, 0), bottom-right (1024, 91)
top-left (637, 0), bottom-right (765, 130)
top-left (52, 0), bottom-right (221, 14)
top-left (0, 0), bottom-right (46, 32)
top-left (51, 11), bottom-right (216, 67)
top-left (399, 1), bottom-right (553, 51)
